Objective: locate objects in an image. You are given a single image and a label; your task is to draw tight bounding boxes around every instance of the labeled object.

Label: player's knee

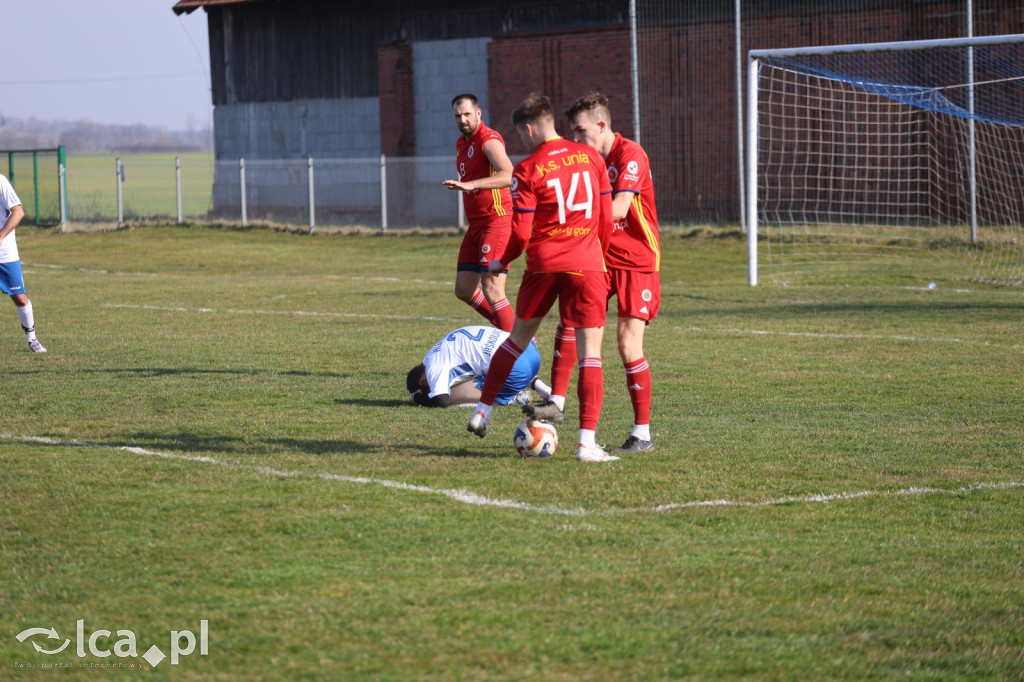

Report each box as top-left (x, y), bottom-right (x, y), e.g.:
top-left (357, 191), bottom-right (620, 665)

top-left (617, 337), bottom-right (643, 363)
top-left (480, 279), bottom-right (505, 301)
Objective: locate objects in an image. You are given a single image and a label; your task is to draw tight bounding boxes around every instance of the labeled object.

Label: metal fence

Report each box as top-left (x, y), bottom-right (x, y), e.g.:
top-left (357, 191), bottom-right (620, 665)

top-left (4, 148), bottom-right (66, 227)
top-left (213, 155), bottom-right (464, 231)
top-left (58, 154), bottom-right (471, 232)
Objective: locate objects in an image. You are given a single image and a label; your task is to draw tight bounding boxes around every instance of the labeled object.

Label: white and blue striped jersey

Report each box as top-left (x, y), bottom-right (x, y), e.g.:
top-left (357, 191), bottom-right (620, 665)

top-left (422, 325), bottom-right (508, 399)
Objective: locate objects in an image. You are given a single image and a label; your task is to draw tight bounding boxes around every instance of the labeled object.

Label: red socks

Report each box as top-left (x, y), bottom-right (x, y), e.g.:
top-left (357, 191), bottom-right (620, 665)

top-left (624, 357), bottom-right (652, 426)
top-left (550, 324), bottom-right (576, 398)
top-left (577, 357), bottom-right (603, 431)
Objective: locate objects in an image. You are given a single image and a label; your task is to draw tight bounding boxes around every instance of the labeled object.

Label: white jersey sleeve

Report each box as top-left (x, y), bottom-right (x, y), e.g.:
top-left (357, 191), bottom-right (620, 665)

top-left (0, 174), bottom-right (22, 264)
top-left (422, 325), bottom-right (509, 398)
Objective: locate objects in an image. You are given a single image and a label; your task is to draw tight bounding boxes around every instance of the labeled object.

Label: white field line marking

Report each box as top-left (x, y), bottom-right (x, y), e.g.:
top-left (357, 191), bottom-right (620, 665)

top-left (26, 263), bottom-right (166, 277)
top-left (27, 263), bottom-right (453, 285)
top-left (1, 434), bottom-right (585, 517)
top-left (614, 482), bottom-right (1024, 513)
top-left (4, 433), bottom-right (1021, 516)
top-left (324, 275), bottom-right (454, 286)
top-left (26, 260), bottom-right (1024, 299)
top-left (678, 326), bottom-right (1023, 350)
top-left (102, 303), bottom-right (472, 324)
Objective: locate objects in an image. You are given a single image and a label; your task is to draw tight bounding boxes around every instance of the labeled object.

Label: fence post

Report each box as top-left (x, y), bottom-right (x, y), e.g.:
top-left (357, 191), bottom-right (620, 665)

top-left (307, 156), bottom-right (315, 233)
top-left (116, 157), bottom-right (124, 229)
top-left (176, 157), bottom-right (183, 224)
top-left (380, 154), bottom-right (387, 234)
top-left (239, 158), bottom-right (247, 227)
top-left (58, 146), bottom-right (67, 225)
top-left (32, 152), bottom-right (40, 226)
top-left (58, 163), bottom-right (66, 233)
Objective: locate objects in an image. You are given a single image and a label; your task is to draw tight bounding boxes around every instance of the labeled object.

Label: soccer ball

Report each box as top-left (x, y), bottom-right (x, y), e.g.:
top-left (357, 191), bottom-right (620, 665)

top-left (513, 419), bottom-right (558, 458)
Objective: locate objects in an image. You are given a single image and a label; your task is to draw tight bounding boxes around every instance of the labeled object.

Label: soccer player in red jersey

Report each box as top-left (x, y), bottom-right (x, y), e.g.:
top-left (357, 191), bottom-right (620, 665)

top-left (466, 93), bottom-right (619, 462)
top-left (441, 94), bottom-right (515, 332)
top-left (535, 92), bottom-right (661, 453)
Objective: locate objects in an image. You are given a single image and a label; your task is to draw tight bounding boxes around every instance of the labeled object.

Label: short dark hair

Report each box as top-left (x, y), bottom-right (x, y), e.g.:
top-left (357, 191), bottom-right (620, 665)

top-left (511, 93), bottom-right (555, 128)
top-left (406, 363), bottom-right (426, 394)
top-left (451, 93), bottom-right (479, 108)
top-left (565, 91), bottom-right (611, 124)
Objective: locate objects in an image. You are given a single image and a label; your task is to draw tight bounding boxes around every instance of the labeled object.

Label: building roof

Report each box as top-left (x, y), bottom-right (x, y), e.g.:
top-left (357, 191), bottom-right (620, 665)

top-left (172, 0), bottom-right (258, 15)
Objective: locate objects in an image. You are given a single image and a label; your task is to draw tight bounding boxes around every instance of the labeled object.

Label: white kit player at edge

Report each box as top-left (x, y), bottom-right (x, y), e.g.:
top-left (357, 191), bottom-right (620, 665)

top-left (0, 173), bottom-right (46, 353)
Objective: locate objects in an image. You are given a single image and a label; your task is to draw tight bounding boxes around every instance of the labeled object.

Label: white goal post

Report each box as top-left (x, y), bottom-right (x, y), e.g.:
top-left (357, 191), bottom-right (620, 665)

top-left (746, 33), bottom-right (1024, 286)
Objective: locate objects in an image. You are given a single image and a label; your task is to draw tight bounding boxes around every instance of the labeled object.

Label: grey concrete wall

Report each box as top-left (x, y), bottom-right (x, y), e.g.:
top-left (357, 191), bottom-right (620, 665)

top-left (413, 38), bottom-right (492, 161)
top-left (411, 38), bottom-right (491, 223)
top-left (209, 38), bottom-right (492, 225)
top-left (213, 97), bottom-right (381, 160)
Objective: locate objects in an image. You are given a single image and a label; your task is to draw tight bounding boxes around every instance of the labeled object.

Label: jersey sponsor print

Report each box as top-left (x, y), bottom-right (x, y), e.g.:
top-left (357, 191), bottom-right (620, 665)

top-left (506, 138), bottom-right (613, 273)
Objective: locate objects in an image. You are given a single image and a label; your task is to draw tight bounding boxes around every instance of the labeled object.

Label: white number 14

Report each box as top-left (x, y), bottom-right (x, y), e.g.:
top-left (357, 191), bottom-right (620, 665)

top-left (547, 172), bottom-right (593, 224)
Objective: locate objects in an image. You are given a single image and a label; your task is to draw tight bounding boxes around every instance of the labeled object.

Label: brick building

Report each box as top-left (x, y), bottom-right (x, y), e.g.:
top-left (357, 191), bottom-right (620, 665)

top-left (172, 0), bottom-right (1024, 223)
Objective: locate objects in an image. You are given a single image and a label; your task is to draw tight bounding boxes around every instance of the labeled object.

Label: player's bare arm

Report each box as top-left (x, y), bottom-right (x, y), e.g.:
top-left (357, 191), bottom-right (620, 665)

top-left (0, 204), bottom-right (24, 243)
top-left (611, 191), bottom-right (635, 221)
top-left (492, 207), bottom-right (533, 272)
top-left (442, 139), bottom-right (514, 192)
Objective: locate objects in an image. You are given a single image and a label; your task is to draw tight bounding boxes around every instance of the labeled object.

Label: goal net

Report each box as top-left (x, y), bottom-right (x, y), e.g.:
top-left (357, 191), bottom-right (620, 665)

top-left (747, 34), bottom-right (1024, 286)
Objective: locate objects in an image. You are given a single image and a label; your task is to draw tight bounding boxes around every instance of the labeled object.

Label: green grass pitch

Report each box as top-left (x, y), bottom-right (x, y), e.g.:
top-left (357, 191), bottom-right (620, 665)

top-left (2, 225), bottom-right (1022, 679)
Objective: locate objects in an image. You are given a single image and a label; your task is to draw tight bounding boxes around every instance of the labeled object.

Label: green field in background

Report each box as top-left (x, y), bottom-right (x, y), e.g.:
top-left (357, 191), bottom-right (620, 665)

top-left (2, 227), bottom-right (1022, 679)
top-left (6, 151), bottom-right (214, 224)
top-left (69, 151), bottom-right (215, 220)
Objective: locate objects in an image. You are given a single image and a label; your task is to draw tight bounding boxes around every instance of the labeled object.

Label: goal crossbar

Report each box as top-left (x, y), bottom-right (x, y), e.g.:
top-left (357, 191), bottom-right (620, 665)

top-left (748, 32), bottom-right (1024, 61)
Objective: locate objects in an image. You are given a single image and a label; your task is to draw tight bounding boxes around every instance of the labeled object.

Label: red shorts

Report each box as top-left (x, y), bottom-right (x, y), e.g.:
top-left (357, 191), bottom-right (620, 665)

top-left (608, 268), bottom-right (660, 323)
top-left (516, 270), bottom-right (610, 328)
top-left (457, 215), bottom-right (512, 271)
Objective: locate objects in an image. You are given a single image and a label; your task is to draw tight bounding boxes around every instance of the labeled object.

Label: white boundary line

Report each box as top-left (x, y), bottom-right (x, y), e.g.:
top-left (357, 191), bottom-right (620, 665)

top-left (30, 260), bottom-right (1024, 298)
top-left (25, 263), bottom-right (172, 278)
top-left (323, 275), bottom-right (454, 286)
top-left (26, 263), bottom-right (456, 286)
top-left (4, 433), bottom-right (1021, 516)
top-left (678, 326), bottom-right (1023, 349)
top-left (99, 305), bottom-right (1016, 349)
top-left (102, 303), bottom-right (472, 324)
top-left (1, 434), bottom-right (584, 516)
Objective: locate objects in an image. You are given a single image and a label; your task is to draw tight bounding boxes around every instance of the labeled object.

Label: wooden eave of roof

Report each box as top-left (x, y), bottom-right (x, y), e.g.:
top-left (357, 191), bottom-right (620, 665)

top-left (172, 0), bottom-right (258, 15)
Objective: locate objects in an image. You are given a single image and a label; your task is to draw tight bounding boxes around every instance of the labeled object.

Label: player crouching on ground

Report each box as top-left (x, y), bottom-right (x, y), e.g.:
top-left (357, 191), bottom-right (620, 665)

top-left (407, 324), bottom-right (550, 408)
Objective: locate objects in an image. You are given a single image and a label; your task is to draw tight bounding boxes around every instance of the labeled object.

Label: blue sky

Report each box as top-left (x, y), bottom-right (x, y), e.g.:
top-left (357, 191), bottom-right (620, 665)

top-left (5, 1), bottom-right (210, 130)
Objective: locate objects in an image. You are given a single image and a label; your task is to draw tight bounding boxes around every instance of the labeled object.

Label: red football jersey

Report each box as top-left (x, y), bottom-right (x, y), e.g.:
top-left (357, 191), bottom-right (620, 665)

top-left (504, 137), bottom-right (613, 273)
top-left (455, 122), bottom-right (512, 225)
top-left (605, 134), bottom-right (661, 271)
